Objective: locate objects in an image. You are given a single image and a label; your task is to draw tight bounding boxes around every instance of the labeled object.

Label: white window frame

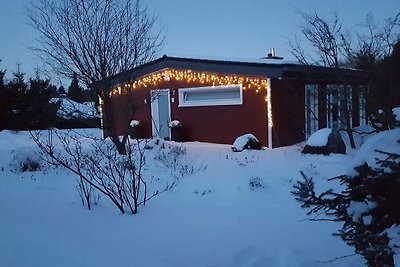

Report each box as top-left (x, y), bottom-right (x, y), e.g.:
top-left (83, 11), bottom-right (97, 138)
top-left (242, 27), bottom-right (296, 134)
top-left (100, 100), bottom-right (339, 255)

top-left (178, 84), bottom-right (243, 107)
top-left (305, 84), bottom-right (319, 138)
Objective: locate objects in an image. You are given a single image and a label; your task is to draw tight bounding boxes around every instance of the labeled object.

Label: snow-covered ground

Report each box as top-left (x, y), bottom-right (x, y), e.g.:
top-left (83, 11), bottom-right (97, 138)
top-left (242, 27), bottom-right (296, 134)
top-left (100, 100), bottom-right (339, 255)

top-left (0, 129), bottom-right (385, 267)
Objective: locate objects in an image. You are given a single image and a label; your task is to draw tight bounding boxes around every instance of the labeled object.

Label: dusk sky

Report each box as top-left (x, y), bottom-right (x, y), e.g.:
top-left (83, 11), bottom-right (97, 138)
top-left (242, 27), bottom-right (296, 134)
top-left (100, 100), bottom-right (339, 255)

top-left (0, 0), bottom-right (399, 83)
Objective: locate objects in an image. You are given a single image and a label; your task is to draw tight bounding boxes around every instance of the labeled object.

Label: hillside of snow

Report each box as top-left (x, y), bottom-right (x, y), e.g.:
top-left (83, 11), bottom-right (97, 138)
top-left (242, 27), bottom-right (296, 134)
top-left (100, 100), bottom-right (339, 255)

top-left (0, 129), bottom-right (389, 267)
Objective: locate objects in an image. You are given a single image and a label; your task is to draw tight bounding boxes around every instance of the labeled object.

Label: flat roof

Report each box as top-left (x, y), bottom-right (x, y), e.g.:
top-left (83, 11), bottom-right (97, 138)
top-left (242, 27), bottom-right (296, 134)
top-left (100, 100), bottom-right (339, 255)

top-left (91, 55), bottom-right (365, 92)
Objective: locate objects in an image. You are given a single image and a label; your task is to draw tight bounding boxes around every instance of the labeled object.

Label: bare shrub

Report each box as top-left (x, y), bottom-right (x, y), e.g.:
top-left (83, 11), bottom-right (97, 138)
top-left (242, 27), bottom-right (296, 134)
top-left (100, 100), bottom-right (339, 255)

top-left (249, 177), bottom-right (265, 191)
top-left (30, 130), bottom-right (189, 214)
top-left (150, 138), bottom-right (207, 178)
top-left (10, 149), bottom-right (44, 173)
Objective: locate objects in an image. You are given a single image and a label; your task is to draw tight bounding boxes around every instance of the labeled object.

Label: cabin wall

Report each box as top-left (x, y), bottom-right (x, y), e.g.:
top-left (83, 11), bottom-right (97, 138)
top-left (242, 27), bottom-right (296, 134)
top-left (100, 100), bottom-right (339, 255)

top-left (169, 80), bottom-right (268, 145)
top-left (104, 77), bottom-right (364, 148)
top-left (106, 78), bottom-right (269, 146)
top-left (270, 79), bottom-right (305, 147)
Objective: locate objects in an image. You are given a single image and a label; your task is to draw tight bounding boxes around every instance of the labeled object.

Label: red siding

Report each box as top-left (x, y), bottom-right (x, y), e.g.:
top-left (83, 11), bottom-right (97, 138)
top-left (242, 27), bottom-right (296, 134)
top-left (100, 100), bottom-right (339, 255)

top-left (169, 80), bottom-right (268, 145)
top-left (106, 76), bottom-right (269, 146)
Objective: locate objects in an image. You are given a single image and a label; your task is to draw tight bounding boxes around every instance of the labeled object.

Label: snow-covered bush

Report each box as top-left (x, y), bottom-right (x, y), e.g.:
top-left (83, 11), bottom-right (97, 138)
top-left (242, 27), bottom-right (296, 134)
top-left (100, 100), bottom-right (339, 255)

top-left (145, 138), bottom-right (166, 150)
top-left (152, 139), bottom-right (186, 168)
top-left (249, 177), bottom-right (265, 190)
top-left (129, 119), bottom-right (141, 127)
top-left (168, 120), bottom-right (183, 128)
top-left (10, 149), bottom-right (44, 173)
top-left (369, 108), bottom-right (400, 131)
top-left (193, 189), bottom-right (212, 196)
top-left (152, 140), bottom-right (206, 178)
top-left (232, 134), bottom-right (262, 152)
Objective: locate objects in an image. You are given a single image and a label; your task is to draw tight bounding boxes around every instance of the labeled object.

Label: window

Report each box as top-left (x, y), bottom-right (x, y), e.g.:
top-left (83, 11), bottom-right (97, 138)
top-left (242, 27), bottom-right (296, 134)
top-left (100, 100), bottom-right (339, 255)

top-left (358, 86), bottom-right (367, 126)
top-left (178, 84), bottom-right (243, 107)
top-left (305, 84), bottom-right (319, 137)
top-left (326, 84), bottom-right (352, 129)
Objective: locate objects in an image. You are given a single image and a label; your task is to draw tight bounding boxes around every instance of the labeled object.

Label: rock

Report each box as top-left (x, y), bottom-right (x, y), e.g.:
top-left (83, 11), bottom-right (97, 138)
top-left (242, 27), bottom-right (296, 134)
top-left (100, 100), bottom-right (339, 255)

top-left (302, 128), bottom-right (346, 155)
top-left (327, 128), bottom-right (346, 154)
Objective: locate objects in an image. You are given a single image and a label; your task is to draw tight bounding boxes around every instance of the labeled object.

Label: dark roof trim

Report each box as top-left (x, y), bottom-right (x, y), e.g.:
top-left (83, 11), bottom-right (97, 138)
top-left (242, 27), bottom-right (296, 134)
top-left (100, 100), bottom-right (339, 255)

top-left (91, 55), bottom-right (365, 92)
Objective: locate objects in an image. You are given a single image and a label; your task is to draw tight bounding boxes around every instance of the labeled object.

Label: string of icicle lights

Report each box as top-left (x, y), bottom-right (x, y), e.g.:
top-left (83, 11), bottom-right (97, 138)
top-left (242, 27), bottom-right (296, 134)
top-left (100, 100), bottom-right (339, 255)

top-left (110, 69), bottom-right (268, 96)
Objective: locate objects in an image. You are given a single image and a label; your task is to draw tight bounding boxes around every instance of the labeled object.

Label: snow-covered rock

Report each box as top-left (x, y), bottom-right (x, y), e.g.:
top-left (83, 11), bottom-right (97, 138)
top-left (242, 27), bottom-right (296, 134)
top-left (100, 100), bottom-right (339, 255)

top-left (305, 128), bottom-right (331, 147)
top-left (302, 128), bottom-right (346, 155)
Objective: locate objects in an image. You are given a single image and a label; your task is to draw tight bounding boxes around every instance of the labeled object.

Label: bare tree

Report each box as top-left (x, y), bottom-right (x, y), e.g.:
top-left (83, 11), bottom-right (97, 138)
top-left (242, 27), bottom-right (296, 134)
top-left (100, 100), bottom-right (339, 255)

top-left (289, 11), bottom-right (346, 67)
top-left (27, 0), bottom-right (165, 86)
top-left (343, 12), bottom-right (400, 69)
top-left (289, 11), bottom-right (380, 148)
top-left (289, 11), bottom-right (361, 148)
top-left (27, 0), bottom-right (165, 153)
top-left (292, 11), bottom-right (399, 141)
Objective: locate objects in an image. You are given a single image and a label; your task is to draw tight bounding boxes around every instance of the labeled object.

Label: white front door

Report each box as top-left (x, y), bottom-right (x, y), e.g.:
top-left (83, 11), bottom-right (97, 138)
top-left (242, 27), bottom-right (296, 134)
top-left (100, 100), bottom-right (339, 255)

top-left (150, 89), bottom-right (171, 139)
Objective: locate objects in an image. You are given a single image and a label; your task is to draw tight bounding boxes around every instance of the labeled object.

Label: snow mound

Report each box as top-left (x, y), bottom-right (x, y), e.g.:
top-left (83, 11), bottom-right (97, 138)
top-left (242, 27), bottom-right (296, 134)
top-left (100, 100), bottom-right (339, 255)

top-left (305, 128), bottom-right (332, 146)
top-left (352, 128), bottom-right (400, 170)
top-left (393, 107), bottom-right (400, 122)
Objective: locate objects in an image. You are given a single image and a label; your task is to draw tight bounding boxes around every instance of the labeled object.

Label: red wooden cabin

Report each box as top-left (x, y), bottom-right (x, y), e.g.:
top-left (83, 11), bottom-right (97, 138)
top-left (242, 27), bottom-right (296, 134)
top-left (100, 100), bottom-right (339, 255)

top-left (91, 55), bottom-right (365, 148)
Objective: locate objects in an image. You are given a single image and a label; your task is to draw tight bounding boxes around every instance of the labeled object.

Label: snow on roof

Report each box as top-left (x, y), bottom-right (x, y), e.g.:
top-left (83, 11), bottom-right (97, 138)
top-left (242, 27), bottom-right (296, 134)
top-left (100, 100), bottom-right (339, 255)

top-left (91, 55), bottom-right (365, 92)
top-left (51, 98), bottom-right (99, 119)
top-left (169, 54), bottom-right (297, 65)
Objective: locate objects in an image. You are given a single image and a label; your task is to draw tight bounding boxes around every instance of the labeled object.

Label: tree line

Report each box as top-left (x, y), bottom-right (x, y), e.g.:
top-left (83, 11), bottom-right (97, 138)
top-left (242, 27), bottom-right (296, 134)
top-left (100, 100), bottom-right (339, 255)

top-left (0, 64), bottom-right (97, 131)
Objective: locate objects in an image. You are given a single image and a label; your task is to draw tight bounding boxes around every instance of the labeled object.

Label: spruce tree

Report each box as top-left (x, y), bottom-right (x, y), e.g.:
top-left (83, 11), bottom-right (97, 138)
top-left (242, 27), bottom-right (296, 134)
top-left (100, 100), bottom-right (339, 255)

top-left (5, 65), bottom-right (29, 129)
top-left (0, 65), bottom-right (7, 130)
top-left (27, 77), bottom-right (60, 129)
top-left (67, 73), bottom-right (83, 103)
top-left (58, 85), bottom-right (66, 96)
top-left (293, 140), bottom-right (400, 267)
top-left (2, 65), bottom-right (61, 130)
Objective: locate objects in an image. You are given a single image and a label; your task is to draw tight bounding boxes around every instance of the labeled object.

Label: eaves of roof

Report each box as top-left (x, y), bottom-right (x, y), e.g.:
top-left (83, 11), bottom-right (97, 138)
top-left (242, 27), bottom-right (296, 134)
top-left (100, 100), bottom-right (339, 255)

top-left (91, 55), bottom-right (365, 92)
